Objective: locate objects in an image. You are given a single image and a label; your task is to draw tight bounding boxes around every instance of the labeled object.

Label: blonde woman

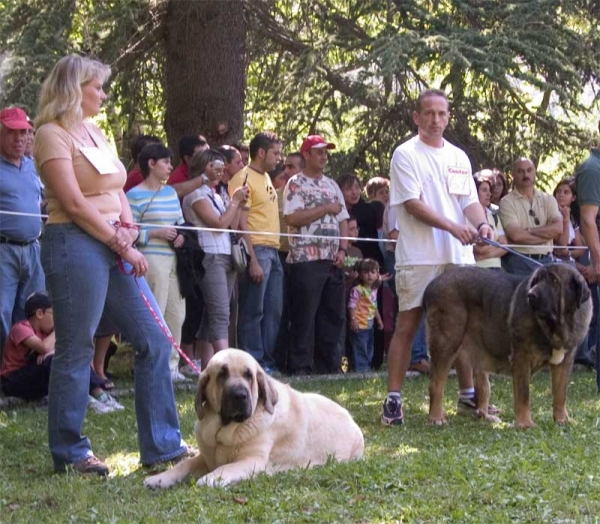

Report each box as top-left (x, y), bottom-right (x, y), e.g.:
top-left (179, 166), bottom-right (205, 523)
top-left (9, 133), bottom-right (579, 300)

top-left (34, 55), bottom-right (187, 476)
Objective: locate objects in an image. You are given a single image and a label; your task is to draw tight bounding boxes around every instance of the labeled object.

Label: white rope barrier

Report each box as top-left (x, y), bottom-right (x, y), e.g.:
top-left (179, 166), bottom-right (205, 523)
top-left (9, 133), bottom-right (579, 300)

top-left (0, 209), bottom-right (588, 251)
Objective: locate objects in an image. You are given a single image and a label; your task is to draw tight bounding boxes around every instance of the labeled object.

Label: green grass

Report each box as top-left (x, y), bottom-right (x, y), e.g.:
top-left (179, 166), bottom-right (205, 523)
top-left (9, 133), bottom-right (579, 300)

top-left (2, 370), bottom-right (600, 523)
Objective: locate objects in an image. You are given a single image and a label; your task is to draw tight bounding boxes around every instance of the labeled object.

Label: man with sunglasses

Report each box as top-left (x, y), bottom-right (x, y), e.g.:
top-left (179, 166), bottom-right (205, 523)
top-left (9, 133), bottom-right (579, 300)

top-left (499, 157), bottom-right (562, 276)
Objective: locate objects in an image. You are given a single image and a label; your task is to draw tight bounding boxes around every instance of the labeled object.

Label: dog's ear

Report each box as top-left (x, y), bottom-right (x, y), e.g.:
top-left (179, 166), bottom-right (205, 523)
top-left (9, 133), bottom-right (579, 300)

top-left (257, 370), bottom-right (278, 415)
top-left (572, 273), bottom-right (591, 307)
top-left (194, 372), bottom-right (210, 420)
top-left (527, 267), bottom-right (548, 307)
top-left (529, 267), bottom-right (544, 288)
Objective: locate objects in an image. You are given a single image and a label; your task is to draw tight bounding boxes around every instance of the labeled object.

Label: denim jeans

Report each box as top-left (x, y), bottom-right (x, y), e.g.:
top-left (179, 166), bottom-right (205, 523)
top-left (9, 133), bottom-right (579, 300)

top-left (501, 252), bottom-right (553, 277)
top-left (411, 317), bottom-right (428, 364)
top-left (41, 224), bottom-right (185, 469)
top-left (589, 283), bottom-right (599, 354)
top-left (237, 246), bottom-right (283, 368)
top-left (595, 285), bottom-right (600, 393)
top-left (349, 327), bottom-right (374, 373)
top-left (0, 241), bottom-right (45, 356)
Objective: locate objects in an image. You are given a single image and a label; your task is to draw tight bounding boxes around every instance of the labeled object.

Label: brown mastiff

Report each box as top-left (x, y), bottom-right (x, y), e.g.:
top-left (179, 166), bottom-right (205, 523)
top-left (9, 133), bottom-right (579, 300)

top-left (424, 263), bottom-right (592, 428)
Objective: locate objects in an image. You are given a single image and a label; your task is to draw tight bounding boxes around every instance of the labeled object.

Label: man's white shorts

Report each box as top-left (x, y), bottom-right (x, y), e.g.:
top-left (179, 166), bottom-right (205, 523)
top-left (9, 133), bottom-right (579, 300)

top-left (395, 264), bottom-right (448, 312)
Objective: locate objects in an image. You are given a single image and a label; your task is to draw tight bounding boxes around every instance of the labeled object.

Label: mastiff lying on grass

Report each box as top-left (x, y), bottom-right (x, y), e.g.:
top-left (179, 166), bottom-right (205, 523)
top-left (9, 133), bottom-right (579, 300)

top-left (424, 263), bottom-right (592, 428)
top-left (144, 349), bottom-right (364, 488)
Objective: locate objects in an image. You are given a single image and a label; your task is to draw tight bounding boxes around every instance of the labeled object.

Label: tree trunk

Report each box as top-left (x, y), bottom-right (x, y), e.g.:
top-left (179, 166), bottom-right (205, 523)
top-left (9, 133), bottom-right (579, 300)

top-left (164, 0), bottom-right (247, 156)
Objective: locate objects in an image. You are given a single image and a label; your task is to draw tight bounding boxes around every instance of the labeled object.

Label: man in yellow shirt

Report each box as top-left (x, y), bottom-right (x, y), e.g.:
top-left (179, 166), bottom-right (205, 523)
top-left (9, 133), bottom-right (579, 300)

top-left (229, 132), bottom-right (283, 371)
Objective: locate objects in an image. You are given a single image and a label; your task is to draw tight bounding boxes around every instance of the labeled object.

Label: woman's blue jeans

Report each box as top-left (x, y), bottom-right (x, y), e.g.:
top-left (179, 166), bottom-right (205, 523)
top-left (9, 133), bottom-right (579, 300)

top-left (41, 224), bottom-right (185, 470)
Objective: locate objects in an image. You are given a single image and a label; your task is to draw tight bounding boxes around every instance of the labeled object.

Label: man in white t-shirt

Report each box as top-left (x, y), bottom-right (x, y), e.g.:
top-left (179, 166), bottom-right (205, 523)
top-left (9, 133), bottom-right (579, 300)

top-left (382, 89), bottom-right (493, 425)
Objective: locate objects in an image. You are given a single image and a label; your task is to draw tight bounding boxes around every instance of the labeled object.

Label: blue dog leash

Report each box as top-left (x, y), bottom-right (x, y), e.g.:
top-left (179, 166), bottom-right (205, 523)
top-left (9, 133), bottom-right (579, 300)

top-left (477, 236), bottom-right (544, 267)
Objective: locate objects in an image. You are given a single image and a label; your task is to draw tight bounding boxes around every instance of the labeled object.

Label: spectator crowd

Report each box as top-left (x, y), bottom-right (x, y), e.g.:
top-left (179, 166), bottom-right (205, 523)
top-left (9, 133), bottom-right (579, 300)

top-left (1, 55), bottom-right (599, 474)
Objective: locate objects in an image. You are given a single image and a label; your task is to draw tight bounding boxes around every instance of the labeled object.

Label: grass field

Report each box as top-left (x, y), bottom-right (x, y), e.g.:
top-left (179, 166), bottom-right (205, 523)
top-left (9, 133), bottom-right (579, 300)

top-left (1, 368), bottom-right (600, 523)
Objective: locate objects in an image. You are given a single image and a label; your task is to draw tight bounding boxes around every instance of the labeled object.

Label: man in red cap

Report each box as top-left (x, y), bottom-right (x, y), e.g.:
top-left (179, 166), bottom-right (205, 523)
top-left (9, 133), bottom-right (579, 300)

top-left (282, 134), bottom-right (349, 375)
top-left (0, 107), bottom-right (45, 355)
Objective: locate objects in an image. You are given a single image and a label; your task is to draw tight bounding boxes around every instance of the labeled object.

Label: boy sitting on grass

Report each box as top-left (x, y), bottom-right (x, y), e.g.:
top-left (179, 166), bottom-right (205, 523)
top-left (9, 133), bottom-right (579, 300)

top-left (0, 292), bottom-right (124, 413)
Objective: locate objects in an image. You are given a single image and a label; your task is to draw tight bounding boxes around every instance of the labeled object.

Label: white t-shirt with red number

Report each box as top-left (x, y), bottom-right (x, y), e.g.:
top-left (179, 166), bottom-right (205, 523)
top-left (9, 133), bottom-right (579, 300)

top-left (390, 135), bottom-right (478, 266)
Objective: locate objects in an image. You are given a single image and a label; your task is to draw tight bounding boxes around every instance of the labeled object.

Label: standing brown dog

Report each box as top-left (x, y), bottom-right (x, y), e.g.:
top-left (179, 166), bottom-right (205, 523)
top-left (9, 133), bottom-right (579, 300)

top-left (424, 263), bottom-right (592, 428)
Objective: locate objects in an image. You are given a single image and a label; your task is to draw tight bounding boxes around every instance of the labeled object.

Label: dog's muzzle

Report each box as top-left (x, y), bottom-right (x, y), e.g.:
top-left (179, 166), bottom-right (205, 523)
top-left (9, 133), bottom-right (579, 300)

top-left (220, 384), bottom-right (252, 425)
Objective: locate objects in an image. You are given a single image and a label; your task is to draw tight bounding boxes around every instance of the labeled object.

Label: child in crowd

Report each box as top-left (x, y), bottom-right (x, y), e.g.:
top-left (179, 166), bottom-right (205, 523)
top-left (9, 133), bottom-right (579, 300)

top-left (0, 292), bottom-right (124, 413)
top-left (345, 216), bottom-right (363, 266)
top-left (365, 176), bottom-right (390, 206)
top-left (347, 259), bottom-right (384, 372)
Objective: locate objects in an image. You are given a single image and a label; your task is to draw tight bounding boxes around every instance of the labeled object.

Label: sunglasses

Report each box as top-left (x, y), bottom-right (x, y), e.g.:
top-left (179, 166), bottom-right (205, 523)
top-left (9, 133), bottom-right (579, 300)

top-left (529, 208), bottom-right (540, 226)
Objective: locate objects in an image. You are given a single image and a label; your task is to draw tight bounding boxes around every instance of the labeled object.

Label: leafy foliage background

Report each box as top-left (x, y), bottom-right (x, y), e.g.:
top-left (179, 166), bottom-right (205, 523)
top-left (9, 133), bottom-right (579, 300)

top-left (1, 0), bottom-right (599, 183)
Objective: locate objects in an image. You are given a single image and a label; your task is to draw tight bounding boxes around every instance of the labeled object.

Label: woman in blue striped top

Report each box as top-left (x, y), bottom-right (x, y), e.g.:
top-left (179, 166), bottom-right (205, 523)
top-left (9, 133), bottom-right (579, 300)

top-left (126, 143), bottom-right (187, 382)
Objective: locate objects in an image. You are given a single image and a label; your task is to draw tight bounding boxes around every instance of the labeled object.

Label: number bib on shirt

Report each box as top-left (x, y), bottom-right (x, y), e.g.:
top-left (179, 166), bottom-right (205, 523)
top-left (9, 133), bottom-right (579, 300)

top-left (446, 165), bottom-right (470, 196)
top-left (80, 146), bottom-right (120, 175)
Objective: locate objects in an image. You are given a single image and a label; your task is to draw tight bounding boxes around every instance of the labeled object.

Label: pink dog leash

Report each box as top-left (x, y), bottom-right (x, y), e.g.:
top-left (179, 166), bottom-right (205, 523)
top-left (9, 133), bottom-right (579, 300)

top-left (116, 255), bottom-right (202, 375)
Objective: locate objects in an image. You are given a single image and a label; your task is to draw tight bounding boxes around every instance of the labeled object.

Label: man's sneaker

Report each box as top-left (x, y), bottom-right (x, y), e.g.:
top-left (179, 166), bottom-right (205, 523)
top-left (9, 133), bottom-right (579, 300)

top-left (88, 395), bottom-right (115, 414)
top-left (180, 360), bottom-right (202, 377)
top-left (96, 392), bottom-right (125, 411)
top-left (171, 370), bottom-right (190, 383)
top-left (457, 396), bottom-right (501, 417)
top-left (72, 455), bottom-right (109, 476)
top-left (381, 396), bottom-right (404, 425)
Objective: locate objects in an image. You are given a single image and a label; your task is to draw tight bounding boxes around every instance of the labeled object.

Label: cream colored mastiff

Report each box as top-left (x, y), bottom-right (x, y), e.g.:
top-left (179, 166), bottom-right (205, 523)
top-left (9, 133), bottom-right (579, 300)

top-left (144, 349), bottom-right (364, 488)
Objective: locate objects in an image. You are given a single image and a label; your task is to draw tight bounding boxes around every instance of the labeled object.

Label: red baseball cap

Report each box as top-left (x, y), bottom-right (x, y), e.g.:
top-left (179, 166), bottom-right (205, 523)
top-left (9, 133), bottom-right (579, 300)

top-left (300, 135), bottom-right (336, 155)
top-left (0, 107), bottom-right (33, 130)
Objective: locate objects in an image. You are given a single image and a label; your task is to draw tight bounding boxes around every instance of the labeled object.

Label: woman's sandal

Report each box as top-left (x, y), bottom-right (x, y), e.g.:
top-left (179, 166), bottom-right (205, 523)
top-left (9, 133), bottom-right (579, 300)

top-left (101, 379), bottom-right (115, 391)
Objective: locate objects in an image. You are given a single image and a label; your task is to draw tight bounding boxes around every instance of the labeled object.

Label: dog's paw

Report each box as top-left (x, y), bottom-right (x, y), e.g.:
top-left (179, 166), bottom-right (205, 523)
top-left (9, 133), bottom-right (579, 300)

top-left (144, 473), bottom-right (177, 489)
top-left (476, 410), bottom-right (501, 424)
top-left (553, 409), bottom-right (570, 425)
top-left (513, 419), bottom-right (536, 429)
top-left (196, 474), bottom-right (228, 488)
top-left (427, 416), bottom-right (447, 426)
top-left (143, 475), bottom-right (165, 489)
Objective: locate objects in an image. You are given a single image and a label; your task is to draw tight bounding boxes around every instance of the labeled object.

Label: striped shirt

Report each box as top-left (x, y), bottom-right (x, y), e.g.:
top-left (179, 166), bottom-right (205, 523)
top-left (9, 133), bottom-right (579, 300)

top-left (126, 184), bottom-right (184, 256)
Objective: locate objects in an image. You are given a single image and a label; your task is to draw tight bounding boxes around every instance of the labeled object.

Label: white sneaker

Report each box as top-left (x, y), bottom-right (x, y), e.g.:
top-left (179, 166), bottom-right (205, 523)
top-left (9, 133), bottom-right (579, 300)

top-left (96, 392), bottom-right (125, 411)
top-left (171, 370), bottom-right (190, 383)
top-left (180, 360), bottom-right (201, 377)
top-left (88, 395), bottom-right (115, 415)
